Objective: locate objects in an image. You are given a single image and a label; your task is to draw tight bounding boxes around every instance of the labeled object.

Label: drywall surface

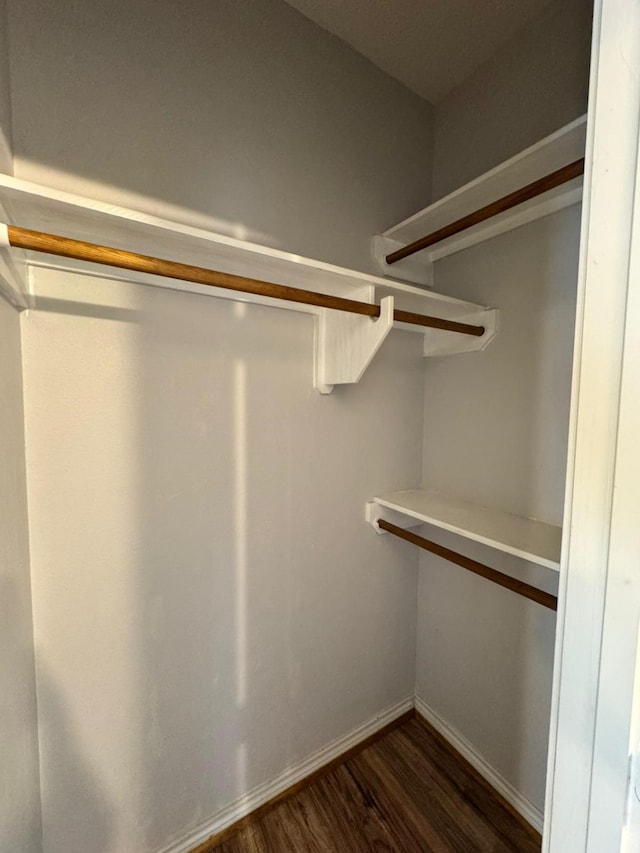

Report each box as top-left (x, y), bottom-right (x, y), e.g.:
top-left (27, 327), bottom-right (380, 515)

top-left (431, 0), bottom-right (592, 199)
top-left (0, 0), bottom-right (13, 173)
top-left (6, 0), bottom-right (433, 274)
top-left (0, 295), bottom-right (41, 852)
top-left (7, 2), bottom-right (434, 850)
top-left (416, 207), bottom-right (580, 813)
top-left (22, 268), bottom-right (423, 853)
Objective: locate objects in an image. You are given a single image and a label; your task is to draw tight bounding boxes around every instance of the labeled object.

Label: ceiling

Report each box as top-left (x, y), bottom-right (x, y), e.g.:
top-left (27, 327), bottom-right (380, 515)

top-left (284, 0), bottom-right (554, 104)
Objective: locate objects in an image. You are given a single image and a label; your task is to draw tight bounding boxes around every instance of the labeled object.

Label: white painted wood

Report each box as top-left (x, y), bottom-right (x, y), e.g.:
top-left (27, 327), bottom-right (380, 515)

top-left (380, 115), bottom-right (586, 269)
top-left (371, 235), bottom-right (434, 287)
top-left (365, 499), bottom-right (419, 534)
top-left (426, 182), bottom-right (583, 264)
top-left (314, 287), bottom-right (394, 393)
top-left (420, 307), bottom-right (498, 356)
top-left (385, 114), bottom-right (586, 240)
top-left (544, 1), bottom-right (640, 850)
top-left (0, 176), bottom-right (498, 390)
top-left (371, 489), bottom-right (561, 570)
top-left (0, 216), bottom-right (28, 310)
top-left (0, 174), bottom-right (488, 326)
top-left (584, 37), bottom-right (640, 850)
top-left (415, 696), bottom-right (544, 833)
top-left (140, 696), bottom-right (412, 853)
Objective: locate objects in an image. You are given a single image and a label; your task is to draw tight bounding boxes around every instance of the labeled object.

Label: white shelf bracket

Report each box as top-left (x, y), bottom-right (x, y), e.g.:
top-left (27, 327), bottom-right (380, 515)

top-left (315, 293), bottom-right (394, 394)
top-left (0, 222), bottom-right (29, 311)
top-left (365, 499), bottom-right (420, 535)
top-left (372, 235), bottom-right (434, 288)
top-left (422, 307), bottom-right (499, 356)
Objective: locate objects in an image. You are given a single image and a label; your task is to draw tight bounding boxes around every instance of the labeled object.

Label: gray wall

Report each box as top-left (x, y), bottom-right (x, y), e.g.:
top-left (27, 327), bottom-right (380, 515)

top-left (415, 0), bottom-right (592, 813)
top-left (1, 6), bottom-right (39, 850)
top-left (432, 0), bottom-right (592, 198)
top-left (0, 295), bottom-right (41, 853)
top-left (3, 0), bottom-right (592, 843)
top-left (0, 0), bottom-right (13, 173)
top-left (7, 0), bottom-right (433, 274)
top-left (416, 207), bottom-right (580, 813)
top-left (23, 266), bottom-right (424, 853)
top-left (6, 2), bottom-right (434, 851)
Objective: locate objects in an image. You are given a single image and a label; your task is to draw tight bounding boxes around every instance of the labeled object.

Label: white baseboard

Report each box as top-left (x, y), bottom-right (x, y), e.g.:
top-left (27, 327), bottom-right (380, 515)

top-left (160, 694), bottom-right (542, 852)
top-left (159, 696), bottom-right (414, 853)
top-left (414, 695), bottom-right (544, 834)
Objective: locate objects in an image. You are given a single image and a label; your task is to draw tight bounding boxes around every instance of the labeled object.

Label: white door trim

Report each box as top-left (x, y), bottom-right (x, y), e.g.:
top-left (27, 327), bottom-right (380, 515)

top-left (544, 0), bottom-right (640, 850)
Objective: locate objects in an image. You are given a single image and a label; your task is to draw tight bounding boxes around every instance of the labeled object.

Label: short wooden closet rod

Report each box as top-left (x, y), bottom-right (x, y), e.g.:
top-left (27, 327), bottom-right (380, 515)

top-left (385, 158), bottom-right (585, 265)
top-left (378, 519), bottom-right (557, 611)
top-left (6, 226), bottom-right (485, 336)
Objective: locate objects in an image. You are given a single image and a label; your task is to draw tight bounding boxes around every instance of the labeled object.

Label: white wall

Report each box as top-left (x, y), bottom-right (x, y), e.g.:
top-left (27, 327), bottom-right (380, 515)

top-left (6, 0), bottom-right (587, 844)
top-left (432, 0), bottom-right (592, 199)
top-left (22, 269), bottom-right (424, 853)
top-left (0, 295), bottom-right (41, 853)
top-left (6, 2), bottom-right (434, 851)
top-left (413, 0), bottom-right (592, 816)
top-left (6, 0), bottom-right (433, 274)
top-left (416, 207), bottom-right (580, 813)
top-left (0, 0), bottom-right (13, 173)
top-left (0, 9), bottom-right (38, 847)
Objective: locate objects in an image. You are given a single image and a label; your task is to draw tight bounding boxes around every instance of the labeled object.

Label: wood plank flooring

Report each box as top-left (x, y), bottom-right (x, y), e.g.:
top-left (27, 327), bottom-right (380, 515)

top-left (198, 715), bottom-right (542, 852)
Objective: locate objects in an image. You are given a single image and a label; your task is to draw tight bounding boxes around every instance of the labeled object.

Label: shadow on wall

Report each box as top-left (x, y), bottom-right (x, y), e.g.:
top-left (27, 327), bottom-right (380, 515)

top-left (27, 238), bottom-right (424, 851)
top-left (35, 664), bottom-right (116, 852)
top-left (0, 575), bottom-right (113, 852)
top-left (6, 0), bottom-right (433, 271)
top-left (0, 577), bottom-right (40, 851)
top-left (26, 279), bottom-right (295, 853)
top-left (128, 293), bottom-right (310, 850)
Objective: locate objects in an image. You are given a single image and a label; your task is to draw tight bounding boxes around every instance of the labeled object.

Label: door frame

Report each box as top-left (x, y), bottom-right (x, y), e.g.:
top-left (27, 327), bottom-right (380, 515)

top-left (544, 0), bottom-right (640, 850)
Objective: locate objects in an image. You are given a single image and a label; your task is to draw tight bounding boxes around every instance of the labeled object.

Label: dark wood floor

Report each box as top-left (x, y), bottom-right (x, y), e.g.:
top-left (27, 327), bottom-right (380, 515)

top-left (198, 715), bottom-right (542, 853)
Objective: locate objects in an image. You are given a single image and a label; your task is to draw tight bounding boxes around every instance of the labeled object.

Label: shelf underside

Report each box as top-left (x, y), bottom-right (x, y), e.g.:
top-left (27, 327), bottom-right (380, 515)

top-left (378, 115), bottom-right (586, 275)
top-left (374, 489), bottom-right (561, 571)
top-left (0, 173), bottom-right (489, 328)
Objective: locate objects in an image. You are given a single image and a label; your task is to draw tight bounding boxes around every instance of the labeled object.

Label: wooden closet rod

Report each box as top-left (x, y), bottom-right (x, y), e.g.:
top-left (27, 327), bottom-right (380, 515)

top-left (6, 226), bottom-right (485, 337)
top-left (385, 158), bottom-right (585, 265)
top-left (378, 519), bottom-right (557, 611)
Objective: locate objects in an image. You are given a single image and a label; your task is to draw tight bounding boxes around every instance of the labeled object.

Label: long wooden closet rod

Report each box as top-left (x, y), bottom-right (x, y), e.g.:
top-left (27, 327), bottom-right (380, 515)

top-left (378, 518), bottom-right (557, 611)
top-left (385, 158), bottom-right (585, 265)
top-left (6, 226), bottom-right (485, 336)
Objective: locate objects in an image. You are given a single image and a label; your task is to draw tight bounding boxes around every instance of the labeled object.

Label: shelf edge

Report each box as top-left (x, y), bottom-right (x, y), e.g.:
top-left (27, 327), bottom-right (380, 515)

top-left (373, 493), bottom-right (561, 572)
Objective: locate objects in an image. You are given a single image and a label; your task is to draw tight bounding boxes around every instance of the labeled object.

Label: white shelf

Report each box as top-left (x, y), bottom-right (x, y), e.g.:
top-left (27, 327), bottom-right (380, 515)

top-left (374, 115), bottom-right (586, 282)
top-left (368, 489), bottom-right (561, 571)
top-left (0, 173), bottom-right (499, 390)
top-left (0, 173), bottom-right (486, 324)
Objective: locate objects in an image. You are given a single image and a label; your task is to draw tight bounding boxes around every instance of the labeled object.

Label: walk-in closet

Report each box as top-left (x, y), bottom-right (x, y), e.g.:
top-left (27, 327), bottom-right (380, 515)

top-left (3, 1), bottom-right (640, 852)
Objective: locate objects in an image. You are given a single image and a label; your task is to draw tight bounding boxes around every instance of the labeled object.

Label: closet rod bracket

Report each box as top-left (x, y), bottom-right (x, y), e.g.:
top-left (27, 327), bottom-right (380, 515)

top-left (315, 290), bottom-right (394, 394)
top-left (0, 222), bottom-right (29, 310)
top-left (365, 500), bottom-right (417, 534)
top-left (421, 307), bottom-right (498, 356)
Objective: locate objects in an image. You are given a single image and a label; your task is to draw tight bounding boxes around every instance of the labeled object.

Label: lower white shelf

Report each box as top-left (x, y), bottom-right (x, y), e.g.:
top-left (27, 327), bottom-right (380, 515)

top-left (367, 489), bottom-right (561, 571)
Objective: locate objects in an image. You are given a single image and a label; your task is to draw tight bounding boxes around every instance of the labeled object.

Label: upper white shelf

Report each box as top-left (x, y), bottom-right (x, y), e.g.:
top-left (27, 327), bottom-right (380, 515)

top-left (0, 172), bottom-right (487, 327)
top-left (367, 489), bottom-right (561, 571)
top-left (374, 115), bottom-right (586, 283)
top-left (0, 173), bottom-right (499, 391)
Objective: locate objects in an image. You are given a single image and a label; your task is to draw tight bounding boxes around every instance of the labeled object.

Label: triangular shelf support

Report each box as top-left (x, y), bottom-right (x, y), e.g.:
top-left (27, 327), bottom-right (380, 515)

top-left (314, 287), bottom-right (394, 394)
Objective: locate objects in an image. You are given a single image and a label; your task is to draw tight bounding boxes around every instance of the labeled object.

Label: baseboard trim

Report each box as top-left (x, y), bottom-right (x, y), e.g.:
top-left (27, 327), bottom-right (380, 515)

top-left (158, 696), bottom-right (414, 853)
top-left (414, 695), bottom-right (544, 835)
top-left (161, 694), bottom-right (543, 852)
